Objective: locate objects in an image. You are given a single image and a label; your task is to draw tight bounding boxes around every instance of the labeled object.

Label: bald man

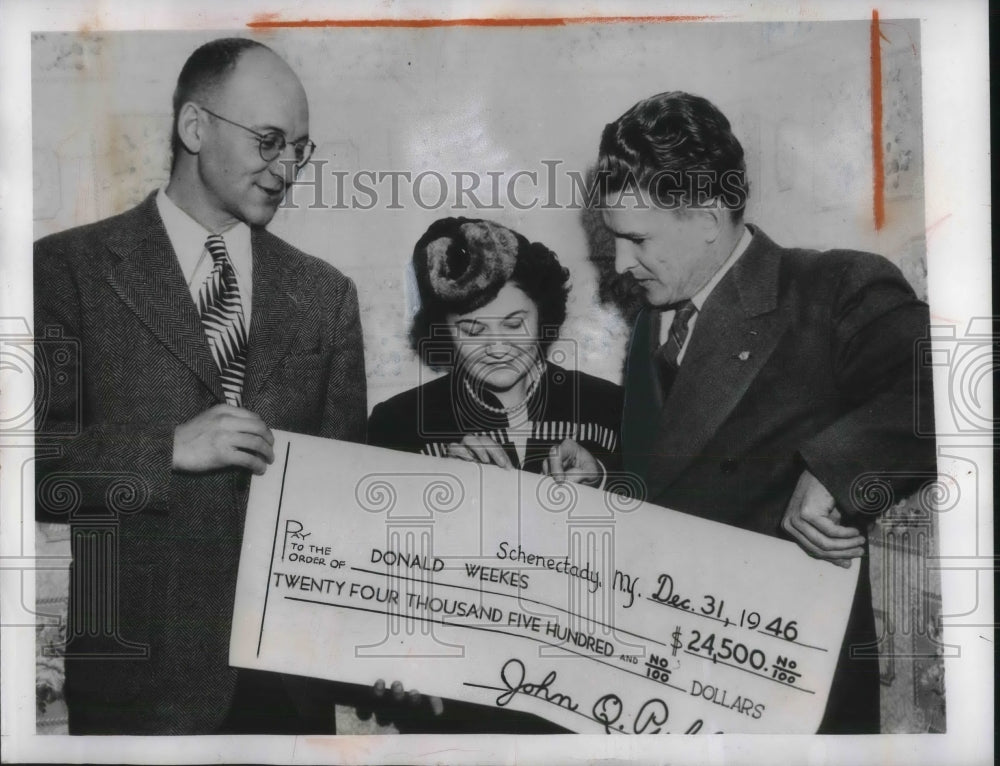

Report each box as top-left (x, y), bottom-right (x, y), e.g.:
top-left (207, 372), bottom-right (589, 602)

top-left (34, 38), bottom-right (366, 734)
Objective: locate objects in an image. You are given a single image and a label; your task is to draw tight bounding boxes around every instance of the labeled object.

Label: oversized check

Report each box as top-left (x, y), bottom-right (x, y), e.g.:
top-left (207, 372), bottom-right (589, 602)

top-left (231, 431), bottom-right (859, 734)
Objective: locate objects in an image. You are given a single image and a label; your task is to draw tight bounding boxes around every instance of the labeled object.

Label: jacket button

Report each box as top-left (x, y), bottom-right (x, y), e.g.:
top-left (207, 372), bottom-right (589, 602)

top-left (720, 458), bottom-right (738, 474)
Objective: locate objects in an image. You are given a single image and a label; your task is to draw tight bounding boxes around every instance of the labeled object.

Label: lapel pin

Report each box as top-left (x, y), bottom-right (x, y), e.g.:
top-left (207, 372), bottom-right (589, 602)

top-left (737, 350), bottom-right (751, 361)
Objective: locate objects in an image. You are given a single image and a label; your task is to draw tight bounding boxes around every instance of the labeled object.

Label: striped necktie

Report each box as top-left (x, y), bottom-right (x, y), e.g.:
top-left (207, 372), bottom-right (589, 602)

top-left (198, 234), bottom-right (248, 406)
top-left (653, 300), bottom-right (698, 394)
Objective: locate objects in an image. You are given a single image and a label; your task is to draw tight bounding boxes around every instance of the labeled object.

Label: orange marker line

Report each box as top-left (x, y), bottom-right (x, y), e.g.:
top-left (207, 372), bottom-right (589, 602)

top-left (870, 9), bottom-right (885, 231)
top-left (247, 15), bottom-right (721, 29)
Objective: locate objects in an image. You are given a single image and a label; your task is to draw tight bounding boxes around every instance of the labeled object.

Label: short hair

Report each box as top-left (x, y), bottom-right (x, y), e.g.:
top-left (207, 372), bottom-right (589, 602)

top-left (170, 38), bottom-right (270, 169)
top-left (595, 91), bottom-right (748, 216)
top-left (409, 217), bottom-right (570, 370)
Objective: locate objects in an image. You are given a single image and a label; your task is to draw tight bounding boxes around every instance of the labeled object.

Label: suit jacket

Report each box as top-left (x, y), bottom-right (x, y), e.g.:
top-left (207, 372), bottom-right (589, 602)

top-left (34, 191), bottom-right (367, 734)
top-left (622, 226), bottom-right (935, 732)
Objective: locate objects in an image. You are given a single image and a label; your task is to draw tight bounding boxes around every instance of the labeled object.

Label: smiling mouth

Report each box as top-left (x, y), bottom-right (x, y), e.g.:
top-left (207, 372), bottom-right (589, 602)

top-left (480, 359), bottom-right (530, 372)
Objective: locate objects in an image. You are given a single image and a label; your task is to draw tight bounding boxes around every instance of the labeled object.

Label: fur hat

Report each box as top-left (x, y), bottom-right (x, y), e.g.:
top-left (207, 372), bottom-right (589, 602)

top-left (412, 217), bottom-right (522, 310)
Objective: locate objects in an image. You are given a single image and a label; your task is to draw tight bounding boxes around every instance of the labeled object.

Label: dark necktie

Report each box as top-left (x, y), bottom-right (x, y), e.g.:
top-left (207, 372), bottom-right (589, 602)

top-left (653, 300), bottom-right (698, 395)
top-left (198, 234), bottom-right (248, 406)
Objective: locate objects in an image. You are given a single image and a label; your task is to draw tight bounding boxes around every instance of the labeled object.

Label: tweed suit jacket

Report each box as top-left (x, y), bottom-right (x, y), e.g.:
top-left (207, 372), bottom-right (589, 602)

top-left (34, 191), bottom-right (367, 734)
top-left (621, 225), bottom-right (935, 732)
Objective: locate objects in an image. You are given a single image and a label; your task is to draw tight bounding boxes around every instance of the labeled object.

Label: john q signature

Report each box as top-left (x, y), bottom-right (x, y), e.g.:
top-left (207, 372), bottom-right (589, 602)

top-left (495, 658), bottom-right (715, 734)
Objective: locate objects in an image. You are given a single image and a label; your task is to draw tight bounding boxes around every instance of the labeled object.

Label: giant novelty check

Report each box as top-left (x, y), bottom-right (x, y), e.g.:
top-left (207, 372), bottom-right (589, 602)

top-left (230, 432), bottom-right (860, 734)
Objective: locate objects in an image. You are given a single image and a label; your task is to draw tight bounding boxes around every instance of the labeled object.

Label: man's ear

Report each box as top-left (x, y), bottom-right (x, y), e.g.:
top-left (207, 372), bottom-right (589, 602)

top-left (697, 202), bottom-right (725, 243)
top-left (176, 102), bottom-right (204, 155)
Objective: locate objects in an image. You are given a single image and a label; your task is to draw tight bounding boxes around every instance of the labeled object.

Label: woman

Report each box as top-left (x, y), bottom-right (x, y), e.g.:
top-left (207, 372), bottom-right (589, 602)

top-left (369, 216), bottom-right (623, 483)
top-left (365, 217), bottom-right (624, 733)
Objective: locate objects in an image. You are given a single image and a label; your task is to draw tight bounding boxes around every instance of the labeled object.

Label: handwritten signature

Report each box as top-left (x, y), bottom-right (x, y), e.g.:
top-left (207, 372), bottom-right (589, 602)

top-left (494, 658), bottom-right (716, 734)
top-left (496, 658), bottom-right (579, 711)
top-left (592, 693), bottom-right (711, 734)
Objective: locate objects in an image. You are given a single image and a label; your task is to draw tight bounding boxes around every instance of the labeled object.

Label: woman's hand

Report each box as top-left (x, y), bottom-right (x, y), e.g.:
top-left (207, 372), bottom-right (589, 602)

top-left (542, 438), bottom-right (605, 487)
top-left (446, 434), bottom-right (512, 469)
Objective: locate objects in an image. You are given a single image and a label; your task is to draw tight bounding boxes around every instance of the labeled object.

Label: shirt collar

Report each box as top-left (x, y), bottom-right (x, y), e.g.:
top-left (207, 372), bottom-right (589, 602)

top-left (690, 225), bottom-right (754, 311)
top-left (155, 187), bottom-right (251, 285)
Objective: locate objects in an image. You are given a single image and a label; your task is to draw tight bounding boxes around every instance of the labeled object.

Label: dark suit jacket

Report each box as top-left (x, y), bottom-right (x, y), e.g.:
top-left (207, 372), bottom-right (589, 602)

top-left (369, 363), bottom-right (623, 476)
top-left (622, 226), bottom-right (935, 732)
top-left (34, 191), bottom-right (367, 734)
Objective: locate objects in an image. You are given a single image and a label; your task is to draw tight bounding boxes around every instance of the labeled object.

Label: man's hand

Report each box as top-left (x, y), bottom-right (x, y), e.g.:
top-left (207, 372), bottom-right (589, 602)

top-left (357, 679), bottom-right (443, 726)
top-left (542, 438), bottom-right (604, 487)
top-left (172, 404), bottom-right (275, 474)
top-left (781, 470), bottom-right (866, 568)
top-left (446, 434), bottom-right (512, 469)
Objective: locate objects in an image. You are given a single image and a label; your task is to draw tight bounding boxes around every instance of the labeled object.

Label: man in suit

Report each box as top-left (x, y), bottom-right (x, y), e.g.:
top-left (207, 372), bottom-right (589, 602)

top-left (34, 38), bottom-right (366, 734)
top-left (560, 91), bottom-right (935, 732)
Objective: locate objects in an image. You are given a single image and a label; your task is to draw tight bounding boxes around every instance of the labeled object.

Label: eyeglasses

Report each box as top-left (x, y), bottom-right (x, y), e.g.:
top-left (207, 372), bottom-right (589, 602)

top-left (198, 105), bottom-right (316, 169)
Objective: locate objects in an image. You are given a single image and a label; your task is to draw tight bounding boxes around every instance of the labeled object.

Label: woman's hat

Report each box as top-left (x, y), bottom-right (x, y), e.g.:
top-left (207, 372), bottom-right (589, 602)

top-left (412, 217), bottom-right (522, 308)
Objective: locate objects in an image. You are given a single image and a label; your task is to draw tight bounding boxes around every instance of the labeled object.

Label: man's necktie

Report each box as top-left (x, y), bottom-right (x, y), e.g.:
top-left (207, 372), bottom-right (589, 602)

top-left (653, 300), bottom-right (698, 395)
top-left (198, 234), bottom-right (248, 406)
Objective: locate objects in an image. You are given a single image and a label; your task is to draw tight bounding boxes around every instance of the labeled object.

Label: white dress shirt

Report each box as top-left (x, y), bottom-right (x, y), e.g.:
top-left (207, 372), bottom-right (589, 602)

top-left (156, 187), bottom-right (253, 319)
top-left (658, 226), bottom-right (753, 364)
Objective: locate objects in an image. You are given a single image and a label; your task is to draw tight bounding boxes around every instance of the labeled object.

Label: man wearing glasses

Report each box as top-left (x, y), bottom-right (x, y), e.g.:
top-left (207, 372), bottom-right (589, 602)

top-left (34, 38), bottom-right (366, 734)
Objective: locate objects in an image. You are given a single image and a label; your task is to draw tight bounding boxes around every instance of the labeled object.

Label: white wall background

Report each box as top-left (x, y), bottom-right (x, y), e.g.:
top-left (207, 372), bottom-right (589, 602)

top-left (31, 21), bottom-right (925, 410)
